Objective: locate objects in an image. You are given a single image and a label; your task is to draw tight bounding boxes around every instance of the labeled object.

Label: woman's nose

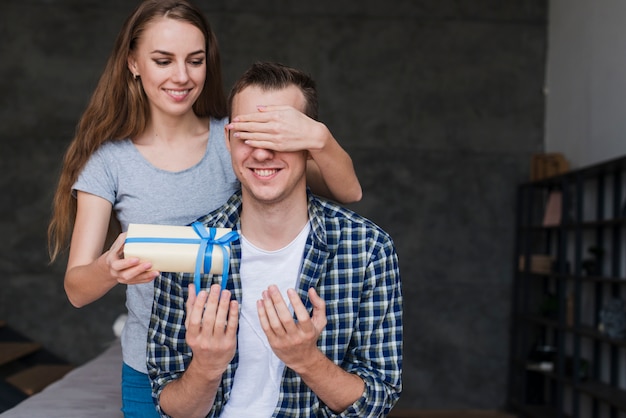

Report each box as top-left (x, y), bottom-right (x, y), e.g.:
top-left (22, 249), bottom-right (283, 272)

top-left (172, 63), bottom-right (190, 83)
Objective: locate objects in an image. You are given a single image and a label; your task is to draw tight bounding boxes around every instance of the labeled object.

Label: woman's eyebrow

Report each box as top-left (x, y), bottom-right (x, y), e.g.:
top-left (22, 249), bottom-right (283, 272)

top-left (149, 49), bottom-right (206, 56)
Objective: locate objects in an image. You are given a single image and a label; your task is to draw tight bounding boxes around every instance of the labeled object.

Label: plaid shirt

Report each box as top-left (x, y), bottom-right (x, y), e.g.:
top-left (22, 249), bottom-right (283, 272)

top-left (148, 191), bottom-right (403, 417)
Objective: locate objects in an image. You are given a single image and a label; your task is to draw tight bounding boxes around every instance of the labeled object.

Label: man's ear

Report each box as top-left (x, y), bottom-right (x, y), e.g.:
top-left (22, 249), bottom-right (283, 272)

top-left (224, 125), bottom-right (231, 152)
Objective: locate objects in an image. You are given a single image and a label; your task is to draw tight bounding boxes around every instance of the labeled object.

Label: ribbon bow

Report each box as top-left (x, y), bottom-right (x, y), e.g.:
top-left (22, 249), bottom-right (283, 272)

top-left (190, 222), bottom-right (239, 294)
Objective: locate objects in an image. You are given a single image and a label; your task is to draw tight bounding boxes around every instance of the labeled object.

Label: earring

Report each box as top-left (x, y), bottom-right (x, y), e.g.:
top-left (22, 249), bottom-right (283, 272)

top-left (133, 73), bottom-right (140, 80)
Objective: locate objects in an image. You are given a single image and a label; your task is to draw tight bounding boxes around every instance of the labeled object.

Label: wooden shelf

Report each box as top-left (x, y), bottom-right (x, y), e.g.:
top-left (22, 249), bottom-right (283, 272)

top-left (6, 364), bottom-right (74, 396)
top-left (512, 403), bottom-right (569, 418)
top-left (0, 321), bottom-right (79, 412)
top-left (565, 275), bottom-right (626, 284)
top-left (521, 314), bottom-right (560, 329)
top-left (510, 155), bottom-right (626, 416)
top-left (576, 380), bottom-right (626, 411)
top-left (574, 325), bottom-right (626, 347)
top-left (388, 410), bottom-right (516, 418)
top-left (0, 342), bottom-right (41, 367)
top-left (517, 271), bottom-right (626, 284)
top-left (521, 218), bottom-right (626, 231)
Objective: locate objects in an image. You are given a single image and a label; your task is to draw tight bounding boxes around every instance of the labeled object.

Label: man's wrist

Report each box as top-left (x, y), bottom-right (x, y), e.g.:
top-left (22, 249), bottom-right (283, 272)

top-left (185, 357), bottom-right (226, 386)
top-left (290, 348), bottom-right (327, 377)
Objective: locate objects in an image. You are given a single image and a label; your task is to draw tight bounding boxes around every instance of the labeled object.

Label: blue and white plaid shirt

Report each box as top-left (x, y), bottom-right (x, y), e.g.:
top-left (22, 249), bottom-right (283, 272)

top-left (148, 191), bottom-right (403, 417)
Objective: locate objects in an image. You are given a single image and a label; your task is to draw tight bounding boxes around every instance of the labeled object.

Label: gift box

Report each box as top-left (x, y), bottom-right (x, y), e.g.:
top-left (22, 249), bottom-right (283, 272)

top-left (124, 222), bottom-right (239, 292)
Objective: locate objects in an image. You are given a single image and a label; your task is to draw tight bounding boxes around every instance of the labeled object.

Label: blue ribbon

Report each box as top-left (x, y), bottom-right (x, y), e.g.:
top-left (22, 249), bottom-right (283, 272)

top-left (125, 222), bottom-right (239, 294)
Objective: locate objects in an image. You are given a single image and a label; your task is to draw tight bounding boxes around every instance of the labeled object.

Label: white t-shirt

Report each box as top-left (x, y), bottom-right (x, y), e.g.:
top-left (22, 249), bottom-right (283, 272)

top-left (220, 222), bottom-right (310, 417)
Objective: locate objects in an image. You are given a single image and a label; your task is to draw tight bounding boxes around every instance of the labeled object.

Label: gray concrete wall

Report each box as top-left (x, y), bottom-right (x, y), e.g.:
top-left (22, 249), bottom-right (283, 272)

top-left (0, 0), bottom-right (547, 410)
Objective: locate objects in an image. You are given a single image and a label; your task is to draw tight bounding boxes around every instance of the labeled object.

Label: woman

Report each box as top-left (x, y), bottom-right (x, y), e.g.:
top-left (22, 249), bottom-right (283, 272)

top-left (47, 1), bottom-right (361, 416)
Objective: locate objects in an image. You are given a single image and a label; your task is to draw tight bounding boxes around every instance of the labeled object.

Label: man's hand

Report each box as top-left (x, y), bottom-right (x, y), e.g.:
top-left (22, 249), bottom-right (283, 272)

top-left (257, 286), bottom-right (327, 373)
top-left (158, 284), bottom-right (238, 417)
top-left (185, 283), bottom-right (239, 376)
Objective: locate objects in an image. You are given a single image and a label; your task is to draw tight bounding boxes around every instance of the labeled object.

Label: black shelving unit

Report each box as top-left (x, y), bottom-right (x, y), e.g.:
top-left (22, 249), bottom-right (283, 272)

top-left (508, 155), bottom-right (626, 418)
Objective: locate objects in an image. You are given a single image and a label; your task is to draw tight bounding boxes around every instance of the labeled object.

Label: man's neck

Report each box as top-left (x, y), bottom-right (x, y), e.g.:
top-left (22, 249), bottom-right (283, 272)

top-left (239, 193), bottom-right (309, 252)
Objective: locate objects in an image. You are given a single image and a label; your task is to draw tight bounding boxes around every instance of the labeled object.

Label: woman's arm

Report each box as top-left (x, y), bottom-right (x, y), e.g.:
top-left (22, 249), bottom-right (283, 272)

top-left (303, 123), bottom-right (362, 204)
top-left (65, 191), bottom-right (157, 307)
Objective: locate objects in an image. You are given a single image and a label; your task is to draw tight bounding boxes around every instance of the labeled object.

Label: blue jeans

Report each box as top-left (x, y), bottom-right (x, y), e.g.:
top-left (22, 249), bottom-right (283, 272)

top-left (121, 363), bottom-right (160, 418)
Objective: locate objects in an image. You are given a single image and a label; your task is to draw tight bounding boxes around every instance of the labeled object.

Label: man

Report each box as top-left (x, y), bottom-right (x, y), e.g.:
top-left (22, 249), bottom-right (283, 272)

top-left (148, 62), bottom-right (402, 417)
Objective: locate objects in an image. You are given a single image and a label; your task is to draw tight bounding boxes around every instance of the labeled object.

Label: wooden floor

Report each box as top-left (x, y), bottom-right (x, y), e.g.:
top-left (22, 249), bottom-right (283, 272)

top-left (388, 410), bottom-right (518, 418)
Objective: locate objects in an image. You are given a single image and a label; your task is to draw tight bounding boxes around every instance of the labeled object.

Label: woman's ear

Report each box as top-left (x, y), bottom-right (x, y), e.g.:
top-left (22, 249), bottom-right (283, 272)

top-left (127, 56), bottom-right (138, 78)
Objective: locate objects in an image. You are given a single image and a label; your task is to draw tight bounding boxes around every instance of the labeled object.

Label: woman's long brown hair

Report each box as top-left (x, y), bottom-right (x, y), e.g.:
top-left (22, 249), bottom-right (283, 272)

top-left (47, 0), bottom-right (226, 262)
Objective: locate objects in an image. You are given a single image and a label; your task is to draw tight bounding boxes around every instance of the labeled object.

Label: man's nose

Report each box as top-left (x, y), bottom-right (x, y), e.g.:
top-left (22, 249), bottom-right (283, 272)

top-left (250, 147), bottom-right (274, 161)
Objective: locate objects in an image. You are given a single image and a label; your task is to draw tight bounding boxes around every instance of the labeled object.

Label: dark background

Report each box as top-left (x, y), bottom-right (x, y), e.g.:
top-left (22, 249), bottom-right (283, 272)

top-left (0, 0), bottom-right (547, 410)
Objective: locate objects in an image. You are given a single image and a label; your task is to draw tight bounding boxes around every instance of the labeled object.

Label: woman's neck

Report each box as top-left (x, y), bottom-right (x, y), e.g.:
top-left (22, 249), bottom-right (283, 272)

top-left (136, 112), bottom-right (208, 145)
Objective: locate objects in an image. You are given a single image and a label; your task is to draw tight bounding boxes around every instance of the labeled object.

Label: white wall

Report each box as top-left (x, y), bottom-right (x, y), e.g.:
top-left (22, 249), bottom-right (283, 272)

top-left (546, 0), bottom-right (626, 168)
top-left (547, 6), bottom-right (626, 416)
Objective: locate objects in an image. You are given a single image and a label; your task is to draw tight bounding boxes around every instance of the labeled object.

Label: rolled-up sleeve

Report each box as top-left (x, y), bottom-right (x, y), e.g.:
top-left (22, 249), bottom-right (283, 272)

top-left (147, 271), bottom-right (192, 417)
top-left (339, 239), bottom-right (403, 417)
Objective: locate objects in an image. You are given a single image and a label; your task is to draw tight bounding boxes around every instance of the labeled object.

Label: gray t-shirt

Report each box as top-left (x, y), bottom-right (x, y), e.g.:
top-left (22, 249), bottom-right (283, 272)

top-left (73, 117), bottom-right (238, 373)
